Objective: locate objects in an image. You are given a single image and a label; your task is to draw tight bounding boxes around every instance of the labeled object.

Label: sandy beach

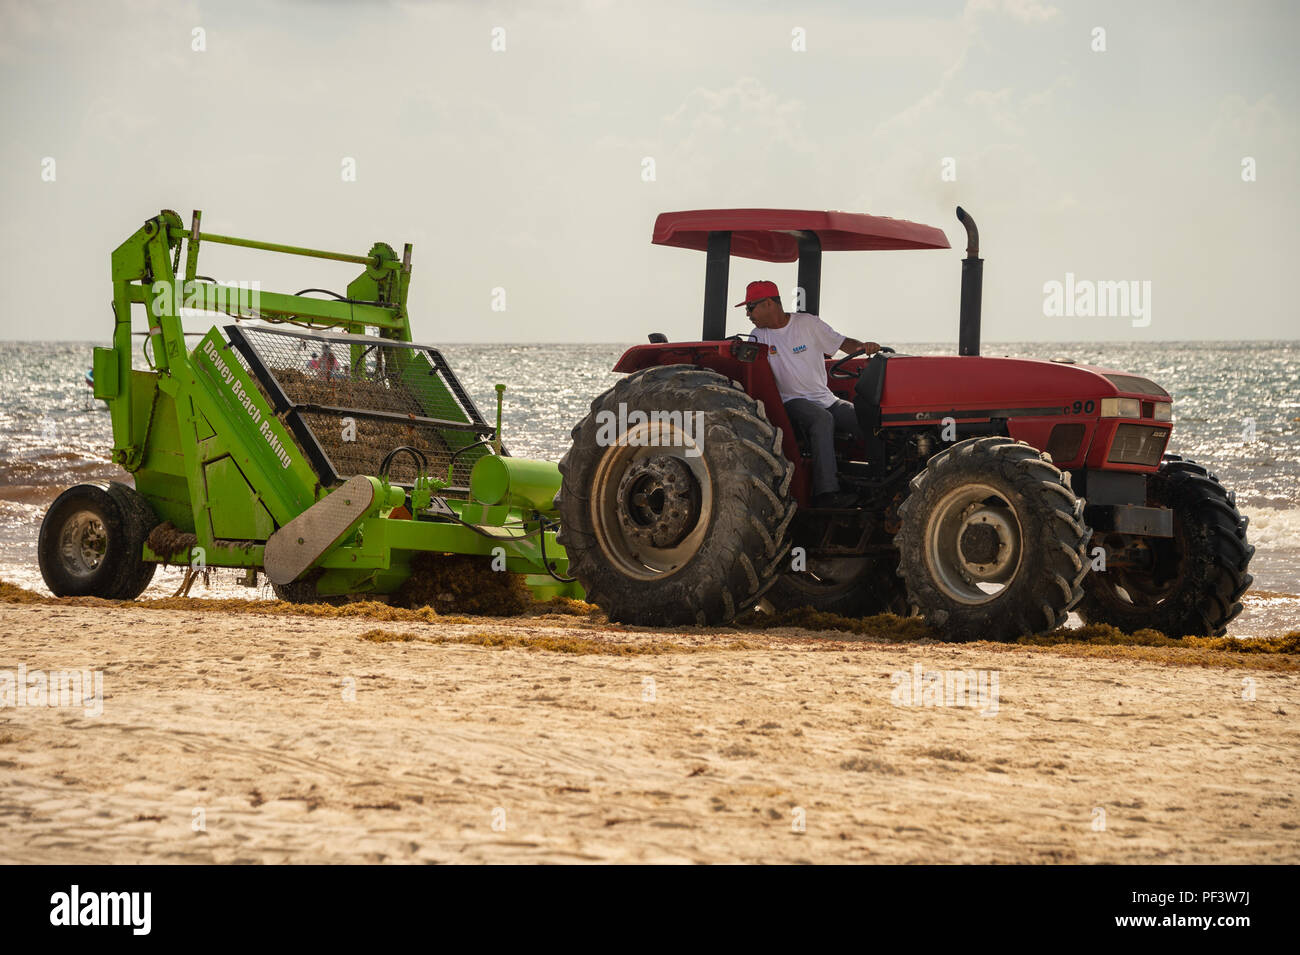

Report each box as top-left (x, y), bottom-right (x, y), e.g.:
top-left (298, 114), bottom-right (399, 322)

top-left (1, 589), bottom-right (1297, 864)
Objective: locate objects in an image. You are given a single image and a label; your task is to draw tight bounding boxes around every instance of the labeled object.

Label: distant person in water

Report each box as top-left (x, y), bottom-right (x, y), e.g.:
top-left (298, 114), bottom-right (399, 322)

top-left (739, 280), bottom-right (880, 508)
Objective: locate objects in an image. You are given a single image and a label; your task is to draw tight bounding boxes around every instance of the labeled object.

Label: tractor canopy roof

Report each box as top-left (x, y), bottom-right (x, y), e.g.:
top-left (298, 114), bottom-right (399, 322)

top-left (652, 208), bottom-right (950, 261)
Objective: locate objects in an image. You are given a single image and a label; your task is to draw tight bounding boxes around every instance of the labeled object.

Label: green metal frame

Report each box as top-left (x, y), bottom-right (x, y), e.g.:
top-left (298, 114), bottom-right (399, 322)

top-left (94, 209), bottom-right (581, 602)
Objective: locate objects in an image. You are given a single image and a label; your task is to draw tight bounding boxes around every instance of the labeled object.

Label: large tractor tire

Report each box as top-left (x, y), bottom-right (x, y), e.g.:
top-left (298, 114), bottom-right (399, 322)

top-left (1076, 457), bottom-right (1253, 637)
top-left (38, 482), bottom-right (159, 599)
top-left (765, 553), bottom-right (910, 618)
top-left (555, 365), bottom-right (795, 626)
top-left (896, 437), bottom-right (1091, 641)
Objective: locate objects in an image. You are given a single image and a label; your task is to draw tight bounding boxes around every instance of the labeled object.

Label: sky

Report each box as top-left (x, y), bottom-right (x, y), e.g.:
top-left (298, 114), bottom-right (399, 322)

top-left (1, 0), bottom-right (1296, 344)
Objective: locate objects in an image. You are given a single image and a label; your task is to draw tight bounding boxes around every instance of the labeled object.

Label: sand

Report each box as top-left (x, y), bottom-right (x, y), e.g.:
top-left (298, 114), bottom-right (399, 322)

top-left (1, 596), bottom-right (1297, 865)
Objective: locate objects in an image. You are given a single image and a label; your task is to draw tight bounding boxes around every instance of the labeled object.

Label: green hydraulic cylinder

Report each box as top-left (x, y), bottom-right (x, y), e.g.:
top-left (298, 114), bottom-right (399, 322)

top-left (469, 456), bottom-right (563, 516)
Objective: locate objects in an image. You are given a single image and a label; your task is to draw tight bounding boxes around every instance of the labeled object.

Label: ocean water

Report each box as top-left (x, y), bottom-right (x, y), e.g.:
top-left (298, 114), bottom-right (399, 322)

top-left (1, 339), bottom-right (1297, 630)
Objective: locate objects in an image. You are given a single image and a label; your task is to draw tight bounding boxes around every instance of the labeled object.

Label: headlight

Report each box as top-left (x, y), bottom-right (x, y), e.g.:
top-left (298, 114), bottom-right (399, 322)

top-left (1100, 397), bottom-right (1141, 418)
top-left (1152, 401), bottom-right (1172, 422)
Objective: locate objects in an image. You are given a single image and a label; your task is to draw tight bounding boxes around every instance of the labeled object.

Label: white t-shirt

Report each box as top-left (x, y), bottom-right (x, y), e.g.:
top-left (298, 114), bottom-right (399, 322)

top-left (752, 312), bottom-right (846, 408)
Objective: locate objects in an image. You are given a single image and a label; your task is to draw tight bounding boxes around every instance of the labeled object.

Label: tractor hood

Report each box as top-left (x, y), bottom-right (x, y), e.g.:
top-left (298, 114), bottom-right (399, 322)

top-left (876, 355), bottom-right (1169, 421)
top-left (863, 354), bottom-right (1175, 472)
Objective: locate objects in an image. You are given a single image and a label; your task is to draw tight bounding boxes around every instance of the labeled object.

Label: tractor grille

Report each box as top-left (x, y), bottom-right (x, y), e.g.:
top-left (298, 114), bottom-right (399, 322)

top-left (1107, 424), bottom-right (1168, 467)
top-left (226, 325), bottom-right (502, 493)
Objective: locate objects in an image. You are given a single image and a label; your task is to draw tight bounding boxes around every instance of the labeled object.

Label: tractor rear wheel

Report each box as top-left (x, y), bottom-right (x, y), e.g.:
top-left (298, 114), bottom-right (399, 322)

top-left (896, 437), bottom-right (1090, 641)
top-left (765, 553), bottom-right (910, 618)
top-left (556, 365), bottom-right (795, 626)
top-left (1076, 457), bottom-right (1253, 637)
top-left (38, 482), bottom-right (159, 599)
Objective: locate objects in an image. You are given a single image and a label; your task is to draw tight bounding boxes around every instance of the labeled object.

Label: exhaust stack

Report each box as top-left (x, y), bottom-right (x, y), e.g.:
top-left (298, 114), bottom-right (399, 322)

top-left (956, 206), bottom-right (982, 357)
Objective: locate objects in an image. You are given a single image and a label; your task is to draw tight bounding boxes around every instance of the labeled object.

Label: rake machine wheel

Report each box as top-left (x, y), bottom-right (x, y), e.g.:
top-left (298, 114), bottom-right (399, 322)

top-left (271, 579), bottom-right (323, 604)
top-left (38, 482), bottom-right (159, 600)
top-left (270, 568), bottom-right (350, 605)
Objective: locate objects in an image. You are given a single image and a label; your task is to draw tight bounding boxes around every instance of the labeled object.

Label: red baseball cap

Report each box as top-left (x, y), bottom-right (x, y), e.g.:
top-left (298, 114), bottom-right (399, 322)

top-left (734, 280), bottom-right (780, 307)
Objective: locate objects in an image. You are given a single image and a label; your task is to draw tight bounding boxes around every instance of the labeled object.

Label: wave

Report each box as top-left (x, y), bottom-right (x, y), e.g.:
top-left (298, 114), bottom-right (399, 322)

top-left (0, 451), bottom-right (118, 489)
top-left (1241, 507), bottom-right (1300, 549)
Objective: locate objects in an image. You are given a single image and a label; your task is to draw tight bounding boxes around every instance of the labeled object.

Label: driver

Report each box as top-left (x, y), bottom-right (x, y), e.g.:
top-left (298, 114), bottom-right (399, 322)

top-left (738, 280), bottom-right (880, 508)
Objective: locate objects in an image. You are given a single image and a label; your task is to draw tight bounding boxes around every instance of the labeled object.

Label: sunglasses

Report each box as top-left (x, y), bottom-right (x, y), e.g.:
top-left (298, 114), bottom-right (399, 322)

top-left (745, 298), bottom-right (770, 313)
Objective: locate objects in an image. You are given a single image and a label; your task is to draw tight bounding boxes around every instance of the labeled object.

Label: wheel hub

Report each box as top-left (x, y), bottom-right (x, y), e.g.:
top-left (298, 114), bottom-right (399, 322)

top-left (59, 510), bottom-right (107, 579)
top-left (923, 485), bottom-right (1024, 604)
top-left (616, 456), bottom-right (701, 548)
top-left (956, 504), bottom-right (1017, 579)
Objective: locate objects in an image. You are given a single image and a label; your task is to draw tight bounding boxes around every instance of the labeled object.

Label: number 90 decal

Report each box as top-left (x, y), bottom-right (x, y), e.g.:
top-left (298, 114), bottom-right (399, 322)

top-left (1064, 399), bottom-right (1096, 415)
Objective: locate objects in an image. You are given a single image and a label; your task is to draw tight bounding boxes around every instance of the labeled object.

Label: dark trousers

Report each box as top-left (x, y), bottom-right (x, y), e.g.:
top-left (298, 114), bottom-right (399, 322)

top-left (783, 398), bottom-right (865, 496)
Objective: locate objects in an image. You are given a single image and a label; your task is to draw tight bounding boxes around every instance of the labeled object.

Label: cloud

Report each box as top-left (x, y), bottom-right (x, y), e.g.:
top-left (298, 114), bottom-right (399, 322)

top-left (964, 88), bottom-right (1023, 137)
top-left (875, 49), bottom-right (970, 136)
top-left (664, 76), bottom-right (809, 152)
top-left (1204, 93), bottom-right (1291, 148)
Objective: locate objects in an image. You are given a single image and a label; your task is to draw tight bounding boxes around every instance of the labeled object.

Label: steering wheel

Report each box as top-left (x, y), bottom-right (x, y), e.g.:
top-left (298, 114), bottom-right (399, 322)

top-left (830, 345), bottom-right (894, 378)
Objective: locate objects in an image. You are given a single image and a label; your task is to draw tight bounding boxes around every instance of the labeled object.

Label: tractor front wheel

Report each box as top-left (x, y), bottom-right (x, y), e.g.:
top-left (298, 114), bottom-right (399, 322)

top-left (896, 437), bottom-right (1091, 641)
top-left (38, 482), bottom-right (159, 599)
top-left (556, 365), bottom-right (795, 626)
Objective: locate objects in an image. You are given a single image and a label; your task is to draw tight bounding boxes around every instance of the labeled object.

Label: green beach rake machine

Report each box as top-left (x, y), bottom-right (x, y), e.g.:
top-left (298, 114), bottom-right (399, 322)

top-left (38, 209), bottom-right (582, 605)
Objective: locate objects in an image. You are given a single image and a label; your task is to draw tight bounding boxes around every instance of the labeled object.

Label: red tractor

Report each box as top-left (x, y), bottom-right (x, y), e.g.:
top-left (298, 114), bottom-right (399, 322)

top-left (555, 208), bottom-right (1254, 640)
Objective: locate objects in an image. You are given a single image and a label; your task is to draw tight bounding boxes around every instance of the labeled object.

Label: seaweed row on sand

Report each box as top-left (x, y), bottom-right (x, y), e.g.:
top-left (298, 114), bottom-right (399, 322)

top-left (3, 577), bottom-right (1297, 668)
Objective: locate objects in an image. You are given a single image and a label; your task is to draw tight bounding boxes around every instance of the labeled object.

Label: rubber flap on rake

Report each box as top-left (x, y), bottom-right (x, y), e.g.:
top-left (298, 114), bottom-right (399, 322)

top-left (264, 475), bottom-right (375, 585)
